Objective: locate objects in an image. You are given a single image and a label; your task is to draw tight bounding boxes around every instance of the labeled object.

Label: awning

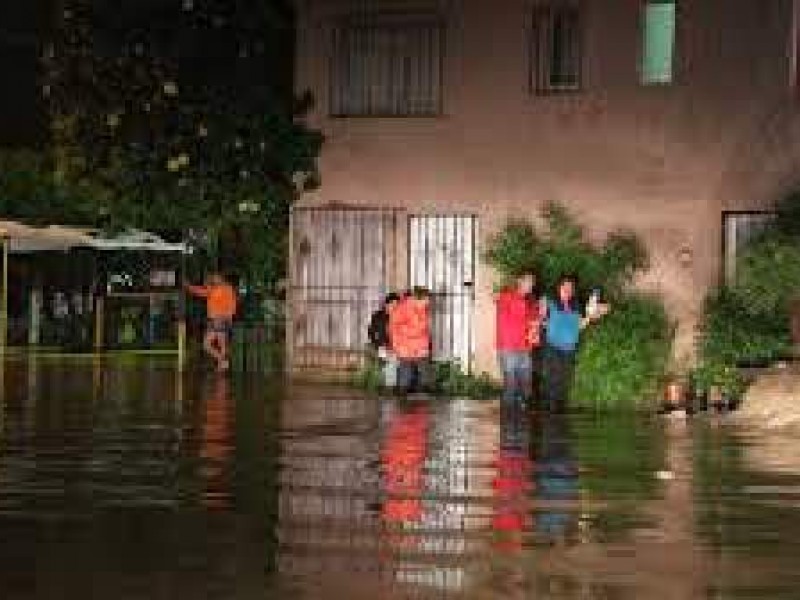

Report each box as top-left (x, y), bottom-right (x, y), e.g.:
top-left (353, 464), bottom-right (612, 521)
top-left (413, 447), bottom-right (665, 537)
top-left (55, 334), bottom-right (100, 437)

top-left (0, 220), bottom-right (191, 254)
top-left (0, 220), bottom-right (92, 253)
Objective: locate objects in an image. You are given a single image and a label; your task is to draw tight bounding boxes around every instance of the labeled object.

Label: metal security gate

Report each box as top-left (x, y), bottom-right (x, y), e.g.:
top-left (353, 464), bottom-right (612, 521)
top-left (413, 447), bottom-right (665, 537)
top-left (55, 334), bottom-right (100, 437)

top-left (289, 207), bottom-right (398, 371)
top-left (408, 215), bottom-right (476, 372)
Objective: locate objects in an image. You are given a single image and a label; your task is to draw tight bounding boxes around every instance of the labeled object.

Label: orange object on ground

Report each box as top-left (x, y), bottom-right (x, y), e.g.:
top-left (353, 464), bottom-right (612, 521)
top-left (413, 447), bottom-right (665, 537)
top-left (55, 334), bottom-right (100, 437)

top-left (187, 284), bottom-right (238, 320)
top-left (388, 295), bottom-right (431, 360)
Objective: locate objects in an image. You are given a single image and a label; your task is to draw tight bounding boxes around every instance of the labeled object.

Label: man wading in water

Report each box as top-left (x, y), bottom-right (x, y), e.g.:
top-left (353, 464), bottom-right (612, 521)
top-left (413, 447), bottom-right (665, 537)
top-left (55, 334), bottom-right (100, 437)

top-left (540, 275), bottom-right (609, 412)
top-left (495, 272), bottom-right (542, 409)
top-left (186, 272), bottom-right (238, 372)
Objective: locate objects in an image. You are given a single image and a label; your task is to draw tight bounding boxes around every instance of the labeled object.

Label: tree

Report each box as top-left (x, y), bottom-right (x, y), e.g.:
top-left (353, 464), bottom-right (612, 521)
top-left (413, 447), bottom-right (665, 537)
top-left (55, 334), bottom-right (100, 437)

top-left (39, 0), bottom-right (322, 288)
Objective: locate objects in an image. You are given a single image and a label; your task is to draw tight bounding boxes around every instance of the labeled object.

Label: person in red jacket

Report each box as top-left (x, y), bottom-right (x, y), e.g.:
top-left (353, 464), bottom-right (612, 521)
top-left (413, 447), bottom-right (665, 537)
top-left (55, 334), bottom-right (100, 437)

top-left (495, 272), bottom-right (541, 407)
top-left (186, 272), bottom-right (238, 372)
top-left (388, 287), bottom-right (431, 394)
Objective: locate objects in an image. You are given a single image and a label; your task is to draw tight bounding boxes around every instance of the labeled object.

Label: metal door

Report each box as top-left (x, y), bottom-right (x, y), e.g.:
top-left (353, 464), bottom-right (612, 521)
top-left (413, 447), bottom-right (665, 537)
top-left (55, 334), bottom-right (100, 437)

top-left (289, 207), bottom-right (398, 371)
top-left (408, 215), bottom-right (476, 372)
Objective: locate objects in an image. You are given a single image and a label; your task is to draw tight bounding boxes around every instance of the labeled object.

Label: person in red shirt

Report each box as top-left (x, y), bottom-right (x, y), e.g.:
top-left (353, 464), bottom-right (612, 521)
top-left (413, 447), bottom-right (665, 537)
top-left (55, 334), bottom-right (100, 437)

top-left (186, 272), bottom-right (238, 372)
top-left (495, 272), bottom-right (541, 407)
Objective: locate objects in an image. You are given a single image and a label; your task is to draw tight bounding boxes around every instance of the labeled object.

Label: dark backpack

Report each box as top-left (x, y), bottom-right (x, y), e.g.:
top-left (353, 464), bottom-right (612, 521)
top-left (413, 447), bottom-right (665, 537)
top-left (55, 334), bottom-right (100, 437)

top-left (368, 309), bottom-right (390, 348)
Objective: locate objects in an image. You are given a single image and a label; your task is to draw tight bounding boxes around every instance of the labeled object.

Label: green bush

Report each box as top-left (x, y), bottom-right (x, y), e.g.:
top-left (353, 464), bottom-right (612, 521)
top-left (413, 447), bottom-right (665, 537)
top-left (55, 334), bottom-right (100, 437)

top-left (700, 288), bottom-right (791, 368)
top-left (352, 358), bottom-right (384, 393)
top-left (484, 202), bottom-right (647, 298)
top-left (352, 359), bottom-right (501, 399)
top-left (432, 361), bottom-right (501, 399)
top-left (485, 203), bottom-right (670, 410)
top-left (695, 191), bottom-right (800, 398)
top-left (572, 295), bottom-right (673, 410)
top-left (728, 236), bottom-right (800, 318)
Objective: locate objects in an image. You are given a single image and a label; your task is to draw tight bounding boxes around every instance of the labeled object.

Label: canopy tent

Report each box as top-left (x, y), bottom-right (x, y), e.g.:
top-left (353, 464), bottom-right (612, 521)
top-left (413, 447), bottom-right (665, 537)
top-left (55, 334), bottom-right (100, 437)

top-left (0, 220), bottom-right (191, 254)
top-left (0, 219), bottom-right (191, 367)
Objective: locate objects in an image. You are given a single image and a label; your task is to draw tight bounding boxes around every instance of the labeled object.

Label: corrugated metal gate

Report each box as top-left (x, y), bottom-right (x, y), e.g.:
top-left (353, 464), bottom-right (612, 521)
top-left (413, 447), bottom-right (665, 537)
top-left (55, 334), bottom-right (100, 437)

top-left (289, 207), bottom-right (398, 371)
top-left (409, 215), bottom-right (476, 372)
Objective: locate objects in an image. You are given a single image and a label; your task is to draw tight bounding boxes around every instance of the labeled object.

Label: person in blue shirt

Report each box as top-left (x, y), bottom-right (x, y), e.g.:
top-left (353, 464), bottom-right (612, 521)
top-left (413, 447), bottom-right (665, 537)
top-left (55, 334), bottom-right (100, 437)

top-left (539, 275), bottom-right (609, 412)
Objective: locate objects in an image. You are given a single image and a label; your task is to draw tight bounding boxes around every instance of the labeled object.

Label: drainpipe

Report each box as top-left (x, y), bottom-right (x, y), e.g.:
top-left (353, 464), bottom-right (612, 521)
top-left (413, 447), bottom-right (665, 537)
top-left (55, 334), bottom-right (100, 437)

top-left (0, 230), bottom-right (8, 359)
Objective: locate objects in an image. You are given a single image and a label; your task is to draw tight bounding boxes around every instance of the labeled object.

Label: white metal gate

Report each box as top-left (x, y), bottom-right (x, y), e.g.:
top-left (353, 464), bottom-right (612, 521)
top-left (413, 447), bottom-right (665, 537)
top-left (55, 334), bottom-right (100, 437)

top-left (290, 207), bottom-right (398, 371)
top-left (408, 215), bottom-right (476, 372)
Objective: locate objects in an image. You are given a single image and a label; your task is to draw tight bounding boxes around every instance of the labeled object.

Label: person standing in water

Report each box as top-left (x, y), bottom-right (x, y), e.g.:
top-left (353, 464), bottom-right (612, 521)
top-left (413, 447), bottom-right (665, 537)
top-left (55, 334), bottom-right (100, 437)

top-left (540, 275), bottom-right (608, 412)
top-left (186, 272), bottom-right (238, 372)
top-left (495, 272), bottom-right (542, 407)
top-left (388, 287), bottom-right (431, 394)
top-left (368, 292), bottom-right (400, 389)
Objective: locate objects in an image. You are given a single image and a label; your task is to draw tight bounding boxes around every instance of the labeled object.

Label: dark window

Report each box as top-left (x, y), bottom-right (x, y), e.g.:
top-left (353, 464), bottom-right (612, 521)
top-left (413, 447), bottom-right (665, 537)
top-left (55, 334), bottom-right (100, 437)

top-left (722, 211), bottom-right (775, 283)
top-left (330, 14), bottom-right (443, 117)
top-left (530, 5), bottom-right (582, 94)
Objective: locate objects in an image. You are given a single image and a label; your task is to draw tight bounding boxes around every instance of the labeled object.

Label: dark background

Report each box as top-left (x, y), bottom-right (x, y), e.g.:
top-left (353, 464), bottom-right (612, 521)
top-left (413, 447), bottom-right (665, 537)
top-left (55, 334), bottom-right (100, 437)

top-left (0, 1), bottom-right (52, 147)
top-left (0, 0), bottom-right (294, 149)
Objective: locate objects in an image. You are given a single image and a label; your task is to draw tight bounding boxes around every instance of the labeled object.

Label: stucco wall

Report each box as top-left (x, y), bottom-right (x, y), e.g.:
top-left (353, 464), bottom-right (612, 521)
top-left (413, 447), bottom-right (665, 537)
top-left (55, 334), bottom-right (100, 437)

top-left (295, 0), bottom-right (800, 373)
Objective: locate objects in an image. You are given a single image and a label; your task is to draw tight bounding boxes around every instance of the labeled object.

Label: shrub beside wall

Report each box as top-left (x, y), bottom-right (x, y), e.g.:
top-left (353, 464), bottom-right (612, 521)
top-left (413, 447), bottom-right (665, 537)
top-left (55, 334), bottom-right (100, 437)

top-left (573, 295), bottom-right (672, 410)
top-left (485, 203), bottom-right (673, 410)
top-left (697, 197), bottom-right (800, 397)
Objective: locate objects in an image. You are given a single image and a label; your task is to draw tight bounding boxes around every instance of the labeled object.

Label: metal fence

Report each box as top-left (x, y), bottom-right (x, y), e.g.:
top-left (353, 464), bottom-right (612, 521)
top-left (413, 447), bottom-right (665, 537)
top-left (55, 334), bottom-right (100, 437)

top-left (289, 207), bottom-right (399, 372)
top-left (408, 214), bottom-right (476, 373)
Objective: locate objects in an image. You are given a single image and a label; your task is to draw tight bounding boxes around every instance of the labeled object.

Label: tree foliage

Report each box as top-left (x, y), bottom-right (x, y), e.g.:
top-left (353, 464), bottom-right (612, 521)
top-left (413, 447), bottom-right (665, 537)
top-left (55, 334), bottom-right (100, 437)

top-left (27, 0), bottom-right (323, 288)
top-left (697, 193), bottom-right (800, 392)
top-left (484, 202), bottom-right (647, 299)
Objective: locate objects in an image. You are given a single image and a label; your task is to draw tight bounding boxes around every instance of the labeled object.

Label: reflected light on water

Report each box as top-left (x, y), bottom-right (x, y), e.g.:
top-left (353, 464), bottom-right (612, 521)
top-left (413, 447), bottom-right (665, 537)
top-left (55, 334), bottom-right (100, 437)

top-left (0, 361), bottom-right (799, 598)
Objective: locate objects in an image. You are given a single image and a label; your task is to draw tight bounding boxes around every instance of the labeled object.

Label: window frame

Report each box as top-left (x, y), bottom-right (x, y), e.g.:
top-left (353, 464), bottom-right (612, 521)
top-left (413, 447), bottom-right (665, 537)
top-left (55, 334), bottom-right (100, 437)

top-left (328, 12), bottom-right (446, 118)
top-left (528, 3), bottom-right (584, 95)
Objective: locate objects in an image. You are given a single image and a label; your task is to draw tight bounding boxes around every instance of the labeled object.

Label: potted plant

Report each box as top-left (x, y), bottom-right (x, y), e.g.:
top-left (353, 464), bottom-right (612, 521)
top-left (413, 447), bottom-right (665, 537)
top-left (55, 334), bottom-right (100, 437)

top-left (694, 362), bottom-right (745, 413)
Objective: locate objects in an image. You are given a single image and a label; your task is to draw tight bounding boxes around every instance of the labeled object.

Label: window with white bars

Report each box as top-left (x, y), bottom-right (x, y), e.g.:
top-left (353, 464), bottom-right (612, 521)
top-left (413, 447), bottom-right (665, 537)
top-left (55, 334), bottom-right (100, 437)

top-left (529, 5), bottom-right (582, 94)
top-left (330, 14), bottom-right (444, 117)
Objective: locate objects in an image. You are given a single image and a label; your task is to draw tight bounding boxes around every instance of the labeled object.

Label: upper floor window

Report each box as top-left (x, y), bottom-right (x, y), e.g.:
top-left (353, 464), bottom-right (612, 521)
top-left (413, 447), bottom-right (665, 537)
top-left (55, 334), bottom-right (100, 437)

top-left (330, 13), bottom-right (444, 117)
top-left (641, 0), bottom-right (677, 85)
top-left (530, 5), bottom-right (582, 94)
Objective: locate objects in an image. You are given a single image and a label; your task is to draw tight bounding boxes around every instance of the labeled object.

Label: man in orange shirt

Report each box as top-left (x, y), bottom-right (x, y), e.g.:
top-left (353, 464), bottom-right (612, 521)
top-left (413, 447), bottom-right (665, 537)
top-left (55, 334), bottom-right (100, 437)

top-left (186, 272), bottom-right (238, 372)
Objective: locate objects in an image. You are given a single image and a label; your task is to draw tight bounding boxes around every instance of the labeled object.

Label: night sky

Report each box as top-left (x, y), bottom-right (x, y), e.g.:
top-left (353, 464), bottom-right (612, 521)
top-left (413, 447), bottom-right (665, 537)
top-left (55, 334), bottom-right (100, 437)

top-left (0, 1), bottom-right (51, 147)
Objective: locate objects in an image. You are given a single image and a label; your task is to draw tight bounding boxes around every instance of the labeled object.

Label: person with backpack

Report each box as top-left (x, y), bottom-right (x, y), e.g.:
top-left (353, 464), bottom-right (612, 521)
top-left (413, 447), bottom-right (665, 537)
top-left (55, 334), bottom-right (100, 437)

top-left (388, 287), bottom-right (432, 394)
top-left (368, 292), bottom-right (400, 388)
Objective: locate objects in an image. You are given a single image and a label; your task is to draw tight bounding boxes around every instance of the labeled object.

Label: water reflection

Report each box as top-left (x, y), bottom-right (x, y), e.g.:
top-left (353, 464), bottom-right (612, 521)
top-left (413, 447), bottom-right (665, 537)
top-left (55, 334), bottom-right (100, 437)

top-left (532, 415), bottom-right (579, 545)
top-left (1, 364), bottom-right (800, 598)
top-left (199, 376), bottom-right (232, 510)
top-left (492, 406), bottom-right (531, 552)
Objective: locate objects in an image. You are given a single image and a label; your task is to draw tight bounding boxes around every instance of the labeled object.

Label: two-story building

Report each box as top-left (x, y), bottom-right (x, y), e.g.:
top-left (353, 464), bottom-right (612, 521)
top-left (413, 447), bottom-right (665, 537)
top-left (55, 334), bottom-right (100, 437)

top-left (290, 0), bottom-right (800, 375)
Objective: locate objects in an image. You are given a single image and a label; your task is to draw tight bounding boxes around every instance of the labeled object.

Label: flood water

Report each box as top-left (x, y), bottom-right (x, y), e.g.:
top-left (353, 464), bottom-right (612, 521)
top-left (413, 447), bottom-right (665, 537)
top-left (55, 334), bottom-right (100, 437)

top-left (1, 360), bottom-right (800, 599)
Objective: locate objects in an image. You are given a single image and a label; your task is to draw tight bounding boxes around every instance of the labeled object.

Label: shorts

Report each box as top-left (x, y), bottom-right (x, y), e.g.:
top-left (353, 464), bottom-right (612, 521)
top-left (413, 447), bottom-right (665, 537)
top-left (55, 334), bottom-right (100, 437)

top-left (207, 318), bottom-right (233, 336)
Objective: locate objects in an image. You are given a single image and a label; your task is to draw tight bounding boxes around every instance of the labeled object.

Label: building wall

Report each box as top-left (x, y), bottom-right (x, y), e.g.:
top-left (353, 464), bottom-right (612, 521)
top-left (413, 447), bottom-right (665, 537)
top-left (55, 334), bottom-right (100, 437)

top-left (295, 0), bottom-right (800, 373)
